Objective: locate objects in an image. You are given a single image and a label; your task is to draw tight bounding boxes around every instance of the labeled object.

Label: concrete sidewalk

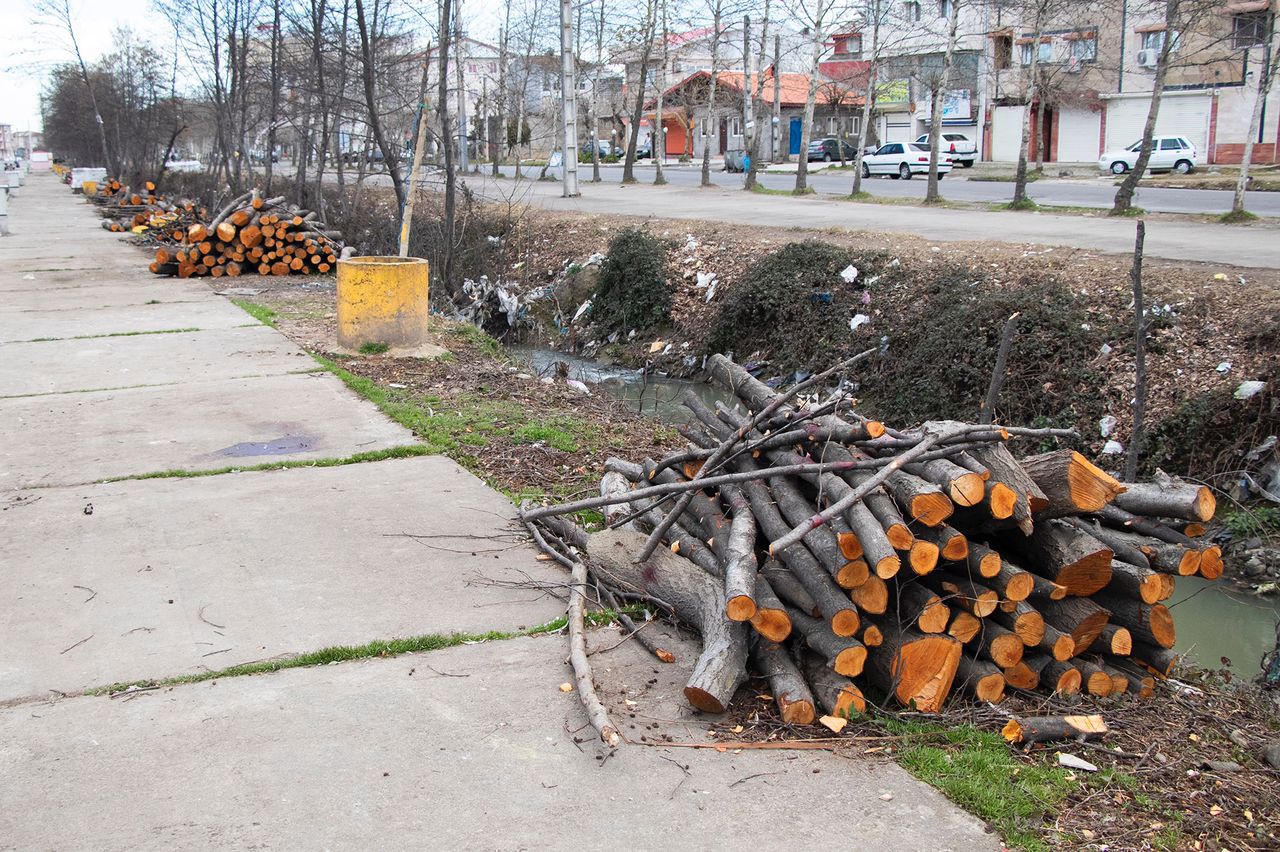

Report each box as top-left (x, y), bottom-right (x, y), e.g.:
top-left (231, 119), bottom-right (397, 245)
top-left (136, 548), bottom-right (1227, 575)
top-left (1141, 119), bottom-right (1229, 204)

top-left (0, 174), bottom-right (998, 850)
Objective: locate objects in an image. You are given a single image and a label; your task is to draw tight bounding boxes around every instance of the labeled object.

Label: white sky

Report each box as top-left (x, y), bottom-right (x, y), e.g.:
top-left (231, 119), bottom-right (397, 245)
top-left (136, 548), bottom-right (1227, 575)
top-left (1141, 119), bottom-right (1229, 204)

top-left (1, 0), bottom-right (171, 132)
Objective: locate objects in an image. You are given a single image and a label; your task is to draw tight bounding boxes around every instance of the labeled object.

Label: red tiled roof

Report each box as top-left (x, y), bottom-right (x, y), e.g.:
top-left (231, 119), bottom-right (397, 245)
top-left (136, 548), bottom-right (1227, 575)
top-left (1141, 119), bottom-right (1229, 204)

top-left (652, 69), bottom-right (863, 108)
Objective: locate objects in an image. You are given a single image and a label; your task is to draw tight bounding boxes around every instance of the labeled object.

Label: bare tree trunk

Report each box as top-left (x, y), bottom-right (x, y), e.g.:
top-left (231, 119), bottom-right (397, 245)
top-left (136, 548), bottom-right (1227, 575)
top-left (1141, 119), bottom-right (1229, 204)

top-left (772, 34), bottom-right (784, 162)
top-left (266, 0), bottom-right (281, 193)
top-left (1231, 20), bottom-right (1275, 217)
top-left (437, 0), bottom-right (458, 290)
top-left (1012, 26), bottom-right (1043, 205)
top-left (354, 0), bottom-right (406, 208)
top-left (746, 0), bottom-right (772, 188)
top-left (794, 0), bottom-right (828, 194)
top-left (654, 0), bottom-right (669, 184)
top-left (1112, 0), bottom-right (1178, 215)
top-left (925, 0), bottom-right (961, 203)
top-left (622, 0), bottom-right (656, 184)
top-left (1124, 220), bottom-right (1147, 481)
top-left (701, 5), bottom-right (723, 187)
top-left (1034, 89), bottom-right (1047, 173)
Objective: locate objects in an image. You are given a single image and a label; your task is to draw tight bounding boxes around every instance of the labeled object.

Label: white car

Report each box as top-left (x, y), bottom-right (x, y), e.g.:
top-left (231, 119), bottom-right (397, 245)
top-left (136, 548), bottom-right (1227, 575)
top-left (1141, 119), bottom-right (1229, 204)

top-left (1098, 136), bottom-right (1197, 175)
top-left (860, 143), bottom-right (954, 180)
top-left (913, 132), bottom-right (977, 167)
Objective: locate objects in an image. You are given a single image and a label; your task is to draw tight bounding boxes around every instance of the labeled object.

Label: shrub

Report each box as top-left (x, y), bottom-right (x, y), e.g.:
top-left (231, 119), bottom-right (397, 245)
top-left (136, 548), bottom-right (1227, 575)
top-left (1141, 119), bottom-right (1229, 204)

top-left (704, 241), bottom-right (871, 372)
top-left (590, 228), bottom-right (671, 335)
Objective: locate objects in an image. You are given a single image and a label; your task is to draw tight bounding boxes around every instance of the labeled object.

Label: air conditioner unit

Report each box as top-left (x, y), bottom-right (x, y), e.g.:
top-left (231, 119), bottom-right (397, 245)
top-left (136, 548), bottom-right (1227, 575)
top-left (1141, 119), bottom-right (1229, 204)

top-left (1136, 49), bottom-right (1158, 67)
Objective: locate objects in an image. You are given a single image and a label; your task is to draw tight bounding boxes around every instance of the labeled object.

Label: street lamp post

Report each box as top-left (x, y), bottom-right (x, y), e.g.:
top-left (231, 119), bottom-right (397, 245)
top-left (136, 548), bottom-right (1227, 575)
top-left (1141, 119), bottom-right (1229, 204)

top-left (560, 0), bottom-right (580, 197)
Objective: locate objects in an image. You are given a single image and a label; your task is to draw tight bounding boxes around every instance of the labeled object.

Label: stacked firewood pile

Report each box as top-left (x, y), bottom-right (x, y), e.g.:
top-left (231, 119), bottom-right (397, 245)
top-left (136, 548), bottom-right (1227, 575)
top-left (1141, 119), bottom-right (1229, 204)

top-left (522, 353), bottom-right (1220, 746)
top-left (88, 182), bottom-right (344, 279)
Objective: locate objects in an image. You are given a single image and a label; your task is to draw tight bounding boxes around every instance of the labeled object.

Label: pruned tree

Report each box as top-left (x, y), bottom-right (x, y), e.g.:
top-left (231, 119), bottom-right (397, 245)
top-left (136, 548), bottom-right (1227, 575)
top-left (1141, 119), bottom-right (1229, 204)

top-left (1227, 5), bottom-right (1277, 219)
top-left (924, 0), bottom-right (961, 203)
top-left (792, 0), bottom-right (835, 194)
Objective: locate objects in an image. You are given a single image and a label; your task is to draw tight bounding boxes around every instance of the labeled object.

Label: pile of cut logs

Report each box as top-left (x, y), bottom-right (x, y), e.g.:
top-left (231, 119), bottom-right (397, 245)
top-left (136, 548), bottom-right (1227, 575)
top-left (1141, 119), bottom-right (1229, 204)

top-left (523, 353), bottom-right (1220, 742)
top-left (87, 182), bottom-right (344, 279)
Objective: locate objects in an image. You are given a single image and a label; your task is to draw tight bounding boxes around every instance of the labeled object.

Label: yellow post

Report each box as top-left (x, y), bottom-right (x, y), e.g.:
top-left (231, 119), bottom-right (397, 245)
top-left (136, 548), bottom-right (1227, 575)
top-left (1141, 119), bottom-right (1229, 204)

top-left (336, 256), bottom-right (430, 351)
top-left (82, 180), bottom-right (98, 197)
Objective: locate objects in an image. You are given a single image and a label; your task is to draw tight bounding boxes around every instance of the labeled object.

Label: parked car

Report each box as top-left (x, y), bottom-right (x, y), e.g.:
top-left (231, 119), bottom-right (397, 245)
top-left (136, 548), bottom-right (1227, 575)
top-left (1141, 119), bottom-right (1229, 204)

top-left (806, 137), bottom-right (859, 163)
top-left (1098, 136), bottom-right (1197, 175)
top-left (912, 132), bottom-right (977, 167)
top-left (581, 139), bottom-right (614, 157)
top-left (860, 143), bottom-right (954, 180)
top-left (634, 139), bottom-right (652, 159)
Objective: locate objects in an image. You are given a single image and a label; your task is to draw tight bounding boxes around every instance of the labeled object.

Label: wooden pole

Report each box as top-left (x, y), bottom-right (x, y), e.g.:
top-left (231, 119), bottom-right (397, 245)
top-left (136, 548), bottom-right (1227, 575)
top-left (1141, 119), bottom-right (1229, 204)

top-left (398, 96), bottom-right (431, 258)
top-left (1124, 220), bottom-right (1146, 481)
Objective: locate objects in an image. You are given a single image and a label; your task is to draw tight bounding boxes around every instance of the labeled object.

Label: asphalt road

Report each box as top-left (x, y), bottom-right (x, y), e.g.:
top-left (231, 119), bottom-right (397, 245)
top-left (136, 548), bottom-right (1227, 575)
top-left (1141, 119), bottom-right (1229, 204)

top-left (488, 162), bottom-right (1280, 217)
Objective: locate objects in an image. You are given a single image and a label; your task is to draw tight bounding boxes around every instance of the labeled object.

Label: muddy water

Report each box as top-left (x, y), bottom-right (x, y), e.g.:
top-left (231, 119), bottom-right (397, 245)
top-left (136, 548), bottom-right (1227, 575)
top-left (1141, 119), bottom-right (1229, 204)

top-left (512, 345), bottom-right (1280, 676)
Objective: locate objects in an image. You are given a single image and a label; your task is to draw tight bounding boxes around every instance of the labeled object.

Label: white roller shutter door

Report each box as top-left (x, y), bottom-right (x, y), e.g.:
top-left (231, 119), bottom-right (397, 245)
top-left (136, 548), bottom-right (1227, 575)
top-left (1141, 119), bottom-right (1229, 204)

top-left (1057, 107), bottom-right (1101, 161)
top-left (991, 105), bottom-right (1026, 162)
top-left (1105, 93), bottom-right (1212, 154)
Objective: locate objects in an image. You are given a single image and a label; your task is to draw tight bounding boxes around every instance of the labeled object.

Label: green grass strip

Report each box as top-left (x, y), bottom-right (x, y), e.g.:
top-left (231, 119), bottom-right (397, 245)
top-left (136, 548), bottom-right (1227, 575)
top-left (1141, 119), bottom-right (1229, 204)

top-left (86, 608), bottom-right (634, 696)
top-left (15, 327), bottom-right (201, 344)
top-left (229, 299), bottom-right (278, 326)
top-left (101, 444), bottom-right (435, 482)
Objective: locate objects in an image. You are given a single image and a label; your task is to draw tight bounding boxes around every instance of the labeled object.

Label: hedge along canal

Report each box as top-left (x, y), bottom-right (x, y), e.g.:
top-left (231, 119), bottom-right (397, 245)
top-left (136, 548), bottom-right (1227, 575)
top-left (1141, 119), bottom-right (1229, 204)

top-left (513, 344), bottom-right (1280, 677)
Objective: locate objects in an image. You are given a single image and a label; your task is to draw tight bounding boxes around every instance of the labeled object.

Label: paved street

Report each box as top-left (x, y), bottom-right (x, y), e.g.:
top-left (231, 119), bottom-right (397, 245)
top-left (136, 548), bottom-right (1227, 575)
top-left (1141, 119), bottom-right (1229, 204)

top-left (458, 172), bottom-right (1280, 269)
top-left (0, 173), bottom-right (998, 850)
top-left (489, 161), bottom-right (1280, 217)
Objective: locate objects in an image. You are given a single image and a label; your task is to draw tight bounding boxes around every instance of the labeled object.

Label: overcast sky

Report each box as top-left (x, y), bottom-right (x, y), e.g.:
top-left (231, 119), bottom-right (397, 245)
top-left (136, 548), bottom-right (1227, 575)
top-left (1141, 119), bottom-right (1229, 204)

top-left (1, 0), bottom-right (173, 132)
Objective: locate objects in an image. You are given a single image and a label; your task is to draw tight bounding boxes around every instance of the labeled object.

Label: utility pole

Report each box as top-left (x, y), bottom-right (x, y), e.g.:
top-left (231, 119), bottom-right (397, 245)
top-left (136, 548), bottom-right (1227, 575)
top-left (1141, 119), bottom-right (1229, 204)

top-left (560, 0), bottom-right (580, 196)
top-left (455, 7), bottom-right (469, 173)
top-left (741, 14), bottom-right (752, 187)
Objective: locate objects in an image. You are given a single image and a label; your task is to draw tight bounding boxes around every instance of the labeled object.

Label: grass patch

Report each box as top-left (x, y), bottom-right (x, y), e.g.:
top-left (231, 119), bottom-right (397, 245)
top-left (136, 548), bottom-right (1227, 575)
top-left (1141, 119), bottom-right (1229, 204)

top-left (1108, 205), bottom-right (1146, 217)
top-left (104, 444), bottom-right (435, 482)
top-left (969, 173), bottom-right (1040, 183)
top-left (21, 327), bottom-right (201, 343)
top-left (883, 719), bottom-right (1073, 852)
top-left (845, 190), bottom-right (874, 200)
top-left (358, 341), bottom-right (391, 355)
top-left (1003, 198), bottom-right (1039, 211)
top-left (311, 353), bottom-right (602, 468)
top-left (1219, 209), bottom-right (1259, 224)
top-left (230, 298), bottom-right (278, 326)
top-left (447, 322), bottom-right (504, 358)
top-left (87, 608), bottom-right (637, 696)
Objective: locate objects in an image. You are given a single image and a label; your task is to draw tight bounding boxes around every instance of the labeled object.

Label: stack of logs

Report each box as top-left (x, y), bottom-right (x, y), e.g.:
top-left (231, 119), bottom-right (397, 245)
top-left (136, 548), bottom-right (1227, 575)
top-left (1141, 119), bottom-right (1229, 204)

top-left (524, 353), bottom-right (1219, 733)
top-left (88, 182), bottom-right (344, 279)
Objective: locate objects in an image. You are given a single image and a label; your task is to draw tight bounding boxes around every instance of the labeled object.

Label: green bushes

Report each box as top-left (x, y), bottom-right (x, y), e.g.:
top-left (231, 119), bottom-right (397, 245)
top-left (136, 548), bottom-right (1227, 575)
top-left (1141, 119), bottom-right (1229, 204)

top-left (704, 241), bottom-right (872, 372)
top-left (590, 228), bottom-right (672, 335)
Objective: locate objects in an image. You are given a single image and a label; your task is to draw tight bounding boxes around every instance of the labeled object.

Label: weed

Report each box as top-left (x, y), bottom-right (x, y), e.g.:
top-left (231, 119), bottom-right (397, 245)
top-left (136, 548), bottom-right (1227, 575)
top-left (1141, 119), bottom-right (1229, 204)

top-left (1109, 205), bottom-right (1146, 217)
top-left (448, 322), bottom-right (503, 358)
top-left (513, 423), bottom-right (581, 453)
top-left (1004, 198), bottom-right (1039, 211)
top-left (1222, 504), bottom-right (1280, 538)
top-left (358, 341), bottom-right (391, 355)
top-left (105, 445), bottom-right (435, 482)
top-left (1219, 209), bottom-right (1259, 224)
top-left (591, 228), bottom-right (672, 335)
top-left (230, 299), bottom-right (277, 326)
top-left (22, 327), bottom-right (201, 343)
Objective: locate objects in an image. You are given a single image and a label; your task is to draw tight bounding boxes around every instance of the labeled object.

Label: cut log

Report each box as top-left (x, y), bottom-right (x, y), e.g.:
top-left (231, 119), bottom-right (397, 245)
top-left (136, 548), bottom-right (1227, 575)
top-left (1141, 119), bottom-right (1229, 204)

top-left (1040, 597), bottom-right (1111, 657)
top-left (955, 656), bottom-right (1006, 702)
top-left (1027, 572), bottom-right (1068, 603)
top-left (857, 621), bottom-right (884, 647)
top-left (751, 640), bottom-right (816, 725)
top-left (928, 572), bottom-right (999, 618)
top-left (897, 581), bottom-right (951, 633)
top-left (1091, 595), bottom-right (1175, 649)
top-left (862, 619), bottom-right (962, 712)
top-left (1002, 519), bottom-right (1113, 596)
top-left (989, 600), bottom-right (1045, 647)
top-left (947, 609), bottom-right (983, 644)
top-left (751, 574), bottom-right (792, 642)
top-left (865, 489), bottom-right (915, 550)
top-left (1067, 518), bottom-right (1151, 569)
top-left (1003, 713), bottom-right (1107, 745)
top-left (1113, 475), bottom-right (1215, 522)
top-left (985, 480), bottom-right (1019, 521)
top-left (719, 485), bottom-right (758, 622)
top-left (1002, 658), bottom-right (1040, 690)
top-left (1098, 661), bottom-right (1131, 695)
top-left (789, 609), bottom-right (867, 677)
top-left (972, 620), bottom-right (1025, 667)
top-left (1037, 619), bottom-right (1076, 661)
top-left (1105, 658), bottom-right (1156, 697)
top-left (905, 539), bottom-right (941, 575)
top-left (885, 471), bottom-right (954, 527)
top-left (837, 558), bottom-right (871, 590)
top-left (850, 573), bottom-right (888, 616)
top-left (986, 559), bottom-right (1034, 601)
top-left (917, 524), bottom-right (968, 562)
top-left (1090, 623), bottom-right (1133, 656)
top-left (844, 499), bottom-right (901, 579)
top-left (1081, 523), bottom-right (1198, 576)
top-left (582, 528), bottom-right (748, 713)
top-left (1129, 641), bottom-right (1180, 678)
top-left (799, 651), bottom-right (867, 717)
top-left (909, 458), bottom-right (986, 508)
top-left (1104, 559), bottom-right (1174, 604)
top-left (1020, 449), bottom-right (1125, 516)
top-left (1029, 656), bottom-right (1083, 694)
top-left (965, 540), bottom-right (1003, 579)
top-left (761, 560), bottom-right (818, 618)
top-left (1075, 659), bottom-right (1114, 696)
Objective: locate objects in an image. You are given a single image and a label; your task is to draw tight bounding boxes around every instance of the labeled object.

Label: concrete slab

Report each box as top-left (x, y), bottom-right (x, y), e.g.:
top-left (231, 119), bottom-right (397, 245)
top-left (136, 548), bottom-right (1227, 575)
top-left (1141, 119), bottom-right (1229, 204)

top-left (0, 637), bottom-right (999, 850)
top-left (0, 298), bottom-right (256, 343)
top-left (0, 371), bottom-right (415, 488)
top-left (0, 457), bottom-right (564, 701)
top-left (0, 281), bottom-right (215, 312)
top-left (0, 266), bottom-right (159, 293)
top-left (0, 325), bottom-right (312, 397)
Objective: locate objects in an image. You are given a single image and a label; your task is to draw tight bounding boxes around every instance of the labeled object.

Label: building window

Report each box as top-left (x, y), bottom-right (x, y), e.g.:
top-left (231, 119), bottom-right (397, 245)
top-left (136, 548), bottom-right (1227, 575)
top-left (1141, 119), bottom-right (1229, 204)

top-left (993, 34), bottom-right (1013, 69)
top-left (1070, 33), bottom-right (1098, 62)
top-left (938, 0), bottom-right (952, 17)
top-left (834, 34), bottom-right (862, 57)
top-left (904, 1), bottom-right (921, 22)
top-left (1232, 11), bottom-right (1268, 49)
top-left (1019, 39), bottom-right (1051, 65)
top-left (1140, 29), bottom-right (1180, 53)
top-left (730, 117), bottom-right (742, 137)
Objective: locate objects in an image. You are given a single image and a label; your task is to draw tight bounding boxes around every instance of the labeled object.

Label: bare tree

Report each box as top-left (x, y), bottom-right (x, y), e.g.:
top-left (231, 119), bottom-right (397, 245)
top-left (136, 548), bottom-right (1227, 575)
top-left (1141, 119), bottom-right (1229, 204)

top-left (924, 0), bottom-right (961, 203)
top-left (1011, 0), bottom-right (1051, 207)
top-left (37, 0), bottom-right (119, 173)
top-left (793, 0), bottom-right (833, 194)
top-left (701, 0), bottom-right (728, 185)
top-left (1228, 8), bottom-right (1277, 219)
top-left (622, 0), bottom-right (658, 183)
top-left (654, 0), bottom-right (670, 184)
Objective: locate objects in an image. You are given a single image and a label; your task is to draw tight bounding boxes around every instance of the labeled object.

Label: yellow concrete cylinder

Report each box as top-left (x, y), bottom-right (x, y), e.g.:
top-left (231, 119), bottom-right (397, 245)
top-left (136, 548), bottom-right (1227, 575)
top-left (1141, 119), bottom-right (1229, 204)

top-left (82, 180), bottom-right (97, 197)
top-left (336, 256), bottom-right (430, 350)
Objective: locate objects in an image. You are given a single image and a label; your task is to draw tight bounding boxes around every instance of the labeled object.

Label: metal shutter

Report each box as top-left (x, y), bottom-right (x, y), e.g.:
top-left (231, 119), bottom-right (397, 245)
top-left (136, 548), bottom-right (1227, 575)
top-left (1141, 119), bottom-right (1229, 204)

top-left (1056, 107), bottom-right (1101, 161)
top-left (991, 105), bottom-right (1026, 162)
top-left (1105, 94), bottom-right (1212, 153)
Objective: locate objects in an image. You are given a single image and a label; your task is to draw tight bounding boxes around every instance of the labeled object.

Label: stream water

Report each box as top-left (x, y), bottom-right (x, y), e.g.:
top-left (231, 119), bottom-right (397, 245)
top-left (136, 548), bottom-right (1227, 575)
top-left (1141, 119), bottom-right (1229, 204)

top-left (512, 345), bottom-right (1280, 676)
